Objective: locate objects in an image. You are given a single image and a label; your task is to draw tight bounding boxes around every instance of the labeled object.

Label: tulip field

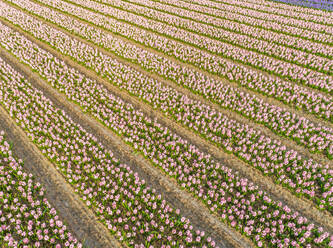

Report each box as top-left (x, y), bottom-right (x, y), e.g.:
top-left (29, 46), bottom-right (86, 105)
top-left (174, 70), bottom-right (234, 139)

top-left (0, 0), bottom-right (332, 247)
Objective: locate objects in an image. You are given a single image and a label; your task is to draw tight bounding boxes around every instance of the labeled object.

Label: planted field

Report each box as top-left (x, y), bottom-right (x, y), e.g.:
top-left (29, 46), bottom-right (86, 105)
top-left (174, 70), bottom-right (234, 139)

top-left (0, 0), bottom-right (332, 247)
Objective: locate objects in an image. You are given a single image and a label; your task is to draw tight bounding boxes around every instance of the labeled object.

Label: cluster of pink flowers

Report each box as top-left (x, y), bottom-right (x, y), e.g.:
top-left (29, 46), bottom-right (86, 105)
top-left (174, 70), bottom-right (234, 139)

top-left (100, 0), bottom-right (331, 57)
top-left (174, 1), bottom-right (331, 47)
top-left (245, 0), bottom-right (333, 14)
top-left (230, 0), bottom-right (333, 16)
top-left (11, 0), bottom-right (332, 121)
top-left (153, 0), bottom-right (332, 43)
top-left (90, 0), bottom-right (331, 74)
top-left (153, 0), bottom-right (332, 22)
top-left (246, 0), bottom-right (333, 13)
top-left (0, 4), bottom-right (332, 212)
top-left (4, 0), bottom-right (332, 153)
top-left (0, 129), bottom-right (80, 247)
top-left (0, 36), bottom-right (332, 247)
top-left (40, 0), bottom-right (332, 92)
top-left (0, 56), bottom-right (215, 247)
top-left (181, 0), bottom-right (332, 33)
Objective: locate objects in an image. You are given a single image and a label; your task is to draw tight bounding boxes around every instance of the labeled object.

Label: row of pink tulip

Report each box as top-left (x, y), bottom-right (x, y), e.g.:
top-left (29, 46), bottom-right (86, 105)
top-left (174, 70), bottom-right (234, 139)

top-left (184, 0), bottom-right (333, 28)
top-left (9, 0), bottom-right (333, 123)
top-left (0, 90), bottom-right (80, 248)
top-left (6, 0), bottom-right (333, 153)
top-left (151, 0), bottom-right (333, 43)
top-left (101, 0), bottom-right (332, 58)
top-left (212, 0), bottom-right (333, 18)
top-left (1, 21), bottom-right (332, 248)
top-left (1, 2), bottom-right (332, 211)
top-left (220, 0), bottom-right (333, 17)
top-left (45, 0), bottom-right (332, 93)
top-left (0, 53), bottom-right (215, 248)
top-left (89, 0), bottom-right (332, 75)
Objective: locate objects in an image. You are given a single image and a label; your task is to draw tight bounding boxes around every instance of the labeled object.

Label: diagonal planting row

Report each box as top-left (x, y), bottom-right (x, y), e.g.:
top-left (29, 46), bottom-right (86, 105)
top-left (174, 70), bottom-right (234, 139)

top-left (88, 0), bottom-right (332, 74)
top-left (5, 0), bottom-right (333, 157)
top-left (158, 0), bottom-right (332, 39)
top-left (0, 56), bottom-right (217, 248)
top-left (230, 0), bottom-right (333, 16)
top-left (268, 0), bottom-right (333, 11)
top-left (260, 0), bottom-right (333, 11)
top-left (14, 0), bottom-right (333, 120)
top-left (0, 128), bottom-right (81, 247)
top-left (148, 0), bottom-right (333, 44)
top-left (1, 3), bottom-right (332, 213)
top-left (220, 0), bottom-right (333, 19)
top-left (209, 0), bottom-right (333, 20)
top-left (184, 0), bottom-right (333, 28)
top-left (39, 0), bottom-right (333, 93)
top-left (96, 0), bottom-right (332, 59)
top-left (0, 21), bottom-right (333, 248)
